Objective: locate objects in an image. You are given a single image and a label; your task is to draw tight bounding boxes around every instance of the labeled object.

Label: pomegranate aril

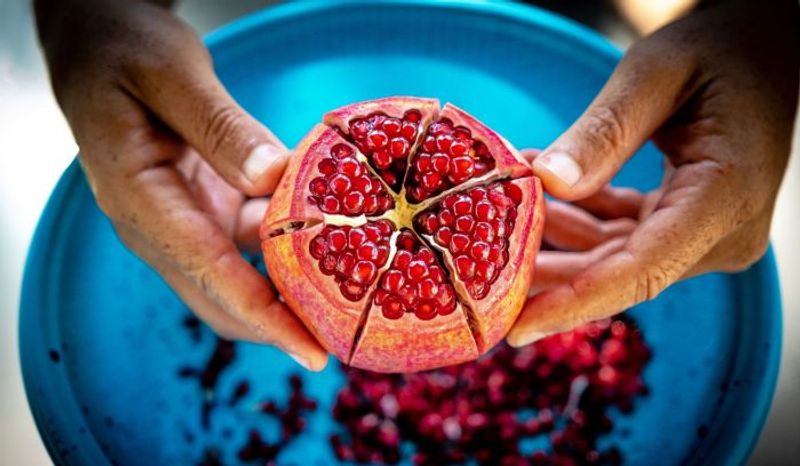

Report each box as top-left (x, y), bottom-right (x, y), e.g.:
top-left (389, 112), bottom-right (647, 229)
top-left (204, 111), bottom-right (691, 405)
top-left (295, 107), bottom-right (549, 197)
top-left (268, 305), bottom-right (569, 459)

top-left (376, 219), bottom-right (394, 236)
top-left (437, 210), bottom-right (455, 227)
top-left (328, 229), bottom-right (347, 252)
top-left (339, 157), bottom-right (362, 177)
top-left (318, 159), bottom-right (336, 175)
top-left (432, 153), bottom-right (449, 174)
top-left (466, 278), bottom-right (488, 299)
top-left (428, 265), bottom-right (445, 283)
top-left (352, 261), bottom-right (377, 285)
top-left (331, 143), bottom-right (354, 159)
top-left (399, 285), bottom-right (418, 308)
top-left (406, 260), bottom-right (428, 282)
top-left (417, 278), bottom-right (438, 299)
top-left (475, 222), bottom-right (494, 242)
top-left (448, 156), bottom-right (474, 182)
top-left (382, 118), bottom-right (401, 136)
top-left (373, 150), bottom-right (392, 169)
top-left (340, 279), bottom-right (366, 301)
top-left (417, 247), bottom-right (436, 265)
top-left (436, 134), bottom-right (454, 151)
top-left (418, 212), bottom-right (438, 234)
top-left (414, 302), bottom-right (437, 320)
top-left (363, 195), bottom-right (378, 215)
top-left (336, 252), bottom-right (355, 277)
top-left (394, 250), bottom-right (412, 269)
top-left (382, 270), bottom-right (404, 293)
top-left (475, 201), bottom-right (496, 221)
top-left (321, 196), bottom-right (340, 214)
top-left (357, 242), bottom-right (379, 261)
top-left (310, 177), bottom-right (327, 196)
top-left (452, 196), bottom-right (472, 215)
top-left (320, 254), bottom-right (336, 275)
top-left (437, 285), bottom-right (456, 315)
top-left (390, 138), bottom-right (409, 157)
top-left (382, 296), bottom-right (404, 320)
top-left (343, 191), bottom-right (365, 214)
top-left (450, 233), bottom-right (470, 254)
top-left (401, 121), bottom-right (417, 139)
top-left (470, 241), bottom-right (490, 261)
top-left (421, 172), bottom-right (442, 190)
top-left (454, 254), bottom-right (475, 280)
top-left (434, 227), bottom-right (452, 246)
top-left (455, 215), bottom-right (475, 233)
top-left (368, 130), bottom-right (388, 149)
top-left (475, 261), bottom-right (496, 282)
top-left (309, 236), bottom-right (327, 259)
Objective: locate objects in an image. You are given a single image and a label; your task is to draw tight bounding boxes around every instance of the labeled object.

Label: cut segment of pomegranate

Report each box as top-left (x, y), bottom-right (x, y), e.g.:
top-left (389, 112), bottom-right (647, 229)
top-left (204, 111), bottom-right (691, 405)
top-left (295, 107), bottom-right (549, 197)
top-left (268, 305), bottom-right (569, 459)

top-left (325, 97), bottom-right (439, 192)
top-left (262, 97), bottom-right (544, 372)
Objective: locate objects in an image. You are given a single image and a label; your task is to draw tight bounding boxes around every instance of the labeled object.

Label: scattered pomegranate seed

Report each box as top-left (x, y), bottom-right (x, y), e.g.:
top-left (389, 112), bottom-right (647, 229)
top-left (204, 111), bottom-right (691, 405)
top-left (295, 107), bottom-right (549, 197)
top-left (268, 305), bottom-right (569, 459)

top-left (331, 316), bottom-right (650, 465)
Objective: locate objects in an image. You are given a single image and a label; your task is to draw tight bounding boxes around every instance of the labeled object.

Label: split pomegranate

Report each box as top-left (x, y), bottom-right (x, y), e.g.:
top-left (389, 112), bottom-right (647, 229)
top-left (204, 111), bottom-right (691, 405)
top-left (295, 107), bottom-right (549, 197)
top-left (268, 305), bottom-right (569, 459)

top-left (262, 97), bottom-right (544, 372)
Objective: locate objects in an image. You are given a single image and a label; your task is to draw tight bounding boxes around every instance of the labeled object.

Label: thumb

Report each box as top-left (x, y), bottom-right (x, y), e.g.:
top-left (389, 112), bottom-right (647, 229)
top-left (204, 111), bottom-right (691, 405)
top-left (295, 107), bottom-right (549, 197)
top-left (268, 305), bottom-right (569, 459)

top-left (124, 35), bottom-right (289, 197)
top-left (534, 39), bottom-right (697, 201)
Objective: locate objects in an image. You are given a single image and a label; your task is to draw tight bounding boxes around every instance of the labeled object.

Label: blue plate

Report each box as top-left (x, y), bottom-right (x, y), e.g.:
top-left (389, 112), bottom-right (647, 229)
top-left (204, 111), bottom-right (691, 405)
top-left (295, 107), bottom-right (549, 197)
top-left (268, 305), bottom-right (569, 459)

top-left (20, 1), bottom-right (781, 465)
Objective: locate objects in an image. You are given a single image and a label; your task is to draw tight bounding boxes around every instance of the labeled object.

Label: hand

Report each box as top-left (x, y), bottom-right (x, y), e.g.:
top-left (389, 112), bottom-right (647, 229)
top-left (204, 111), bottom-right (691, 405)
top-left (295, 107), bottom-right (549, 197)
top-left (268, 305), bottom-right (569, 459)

top-left (35, 0), bottom-right (328, 370)
top-left (508, 0), bottom-right (798, 346)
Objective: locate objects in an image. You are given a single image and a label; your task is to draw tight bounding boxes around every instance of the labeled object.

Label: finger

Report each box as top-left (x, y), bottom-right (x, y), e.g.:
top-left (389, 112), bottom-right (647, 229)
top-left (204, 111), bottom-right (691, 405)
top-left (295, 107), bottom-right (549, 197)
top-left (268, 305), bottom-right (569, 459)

top-left (571, 185), bottom-right (644, 220)
top-left (531, 236), bottom-right (628, 294)
top-left (521, 148), bottom-right (542, 164)
top-left (121, 166), bottom-right (328, 370)
top-left (122, 22), bottom-right (288, 197)
top-left (507, 163), bottom-right (734, 346)
top-left (532, 36), bottom-right (698, 201)
top-left (235, 198), bottom-right (269, 255)
top-left (544, 201), bottom-right (636, 251)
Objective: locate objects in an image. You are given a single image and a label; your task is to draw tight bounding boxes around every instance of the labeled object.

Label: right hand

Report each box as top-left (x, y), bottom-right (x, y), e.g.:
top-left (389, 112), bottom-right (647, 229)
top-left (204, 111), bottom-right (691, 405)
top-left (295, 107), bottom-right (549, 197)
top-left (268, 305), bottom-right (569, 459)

top-left (35, 0), bottom-right (328, 370)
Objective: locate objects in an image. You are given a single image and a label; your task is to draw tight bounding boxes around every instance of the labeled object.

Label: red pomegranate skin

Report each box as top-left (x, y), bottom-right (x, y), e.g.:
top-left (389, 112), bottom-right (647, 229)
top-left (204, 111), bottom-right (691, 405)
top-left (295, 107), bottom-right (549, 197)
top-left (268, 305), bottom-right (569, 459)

top-left (261, 97), bottom-right (544, 372)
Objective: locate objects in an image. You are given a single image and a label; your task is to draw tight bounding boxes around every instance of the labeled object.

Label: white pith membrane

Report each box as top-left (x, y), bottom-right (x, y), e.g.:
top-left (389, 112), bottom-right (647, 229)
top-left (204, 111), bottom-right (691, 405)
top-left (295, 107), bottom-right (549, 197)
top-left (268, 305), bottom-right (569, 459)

top-left (264, 104), bottom-right (533, 364)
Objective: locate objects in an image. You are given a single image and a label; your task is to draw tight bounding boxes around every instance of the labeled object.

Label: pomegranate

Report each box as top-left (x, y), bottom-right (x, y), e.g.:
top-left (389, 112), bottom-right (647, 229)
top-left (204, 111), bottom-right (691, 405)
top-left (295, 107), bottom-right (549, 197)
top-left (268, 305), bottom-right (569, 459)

top-left (261, 97), bottom-right (544, 372)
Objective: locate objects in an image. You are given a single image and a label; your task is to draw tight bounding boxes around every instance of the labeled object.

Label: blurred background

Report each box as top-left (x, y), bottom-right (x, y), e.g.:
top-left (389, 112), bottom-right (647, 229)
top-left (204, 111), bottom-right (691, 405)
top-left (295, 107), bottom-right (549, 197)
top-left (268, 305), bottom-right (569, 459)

top-left (0, 0), bottom-right (796, 464)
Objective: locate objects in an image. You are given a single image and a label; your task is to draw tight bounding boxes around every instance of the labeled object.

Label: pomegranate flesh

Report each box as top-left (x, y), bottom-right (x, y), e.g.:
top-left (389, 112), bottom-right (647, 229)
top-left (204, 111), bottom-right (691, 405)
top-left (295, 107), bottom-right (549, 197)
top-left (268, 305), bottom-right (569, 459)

top-left (262, 97), bottom-right (544, 371)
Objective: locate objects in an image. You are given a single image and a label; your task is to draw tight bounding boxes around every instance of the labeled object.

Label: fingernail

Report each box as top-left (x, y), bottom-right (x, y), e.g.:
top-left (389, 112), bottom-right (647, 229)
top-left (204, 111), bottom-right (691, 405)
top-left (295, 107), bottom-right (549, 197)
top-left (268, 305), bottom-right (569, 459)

top-left (288, 352), bottom-right (313, 371)
top-left (508, 330), bottom-right (554, 347)
top-left (533, 151), bottom-right (582, 187)
top-left (244, 144), bottom-right (283, 183)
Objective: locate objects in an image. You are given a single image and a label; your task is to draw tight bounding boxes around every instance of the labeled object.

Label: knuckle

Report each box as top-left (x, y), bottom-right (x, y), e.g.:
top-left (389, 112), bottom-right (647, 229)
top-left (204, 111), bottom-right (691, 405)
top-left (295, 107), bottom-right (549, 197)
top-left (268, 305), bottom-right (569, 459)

top-left (581, 105), bottom-right (627, 156)
top-left (201, 104), bottom-right (245, 158)
top-left (633, 263), bottom-right (674, 303)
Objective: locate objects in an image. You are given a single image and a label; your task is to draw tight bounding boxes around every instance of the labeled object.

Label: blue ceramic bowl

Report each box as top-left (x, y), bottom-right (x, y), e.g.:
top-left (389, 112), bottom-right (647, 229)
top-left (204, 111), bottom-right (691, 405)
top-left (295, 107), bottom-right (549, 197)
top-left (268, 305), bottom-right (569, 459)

top-left (20, 1), bottom-right (781, 465)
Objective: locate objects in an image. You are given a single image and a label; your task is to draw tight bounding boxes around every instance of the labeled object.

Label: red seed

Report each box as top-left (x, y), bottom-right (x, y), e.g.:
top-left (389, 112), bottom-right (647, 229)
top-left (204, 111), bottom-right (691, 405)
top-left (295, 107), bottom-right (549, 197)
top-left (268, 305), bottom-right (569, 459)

top-left (310, 177), bottom-right (327, 196)
top-left (318, 159), bottom-right (336, 175)
top-left (357, 242), bottom-right (379, 261)
top-left (382, 270), bottom-right (404, 293)
top-left (454, 215), bottom-right (475, 233)
top-left (331, 143), bottom-right (354, 159)
top-left (390, 138), bottom-right (409, 157)
top-left (321, 195), bottom-right (340, 214)
top-left (339, 157), bottom-right (363, 177)
top-left (448, 156), bottom-right (474, 181)
top-left (348, 228), bottom-right (366, 248)
top-left (373, 149), bottom-right (392, 169)
top-left (431, 153), bottom-right (450, 174)
top-left (343, 191), bottom-right (365, 214)
top-left (470, 241), bottom-right (490, 261)
top-left (454, 255), bottom-right (475, 280)
top-left (450, 233), bottom-right (471, 254)
top-left (328, 229), bottom-right (347, 252)
top-left (352, 261), bottom-right (377, 285)
top-left (309, 236), bottom-right (327, 259)
top-left (406, 260), bottom-right (428, 283)
top-left (452, 196), bottom-right (473, 215)
top-left (417, 278), bottom-right (438, 300)
top-left (336, 252), bottom-right (355, 277)
top-left (340, 279), bottom-right (365, 301)
top-left (368, 130), bottom-right (388, 149)
top-left (414, 302), bottom-right (437, 320)
top-left (434, 227), bottom-right (452, 246)
top-left (382, 296), bottom-right (404, 319)
top-left (382, 118), bottom-right (401, 136)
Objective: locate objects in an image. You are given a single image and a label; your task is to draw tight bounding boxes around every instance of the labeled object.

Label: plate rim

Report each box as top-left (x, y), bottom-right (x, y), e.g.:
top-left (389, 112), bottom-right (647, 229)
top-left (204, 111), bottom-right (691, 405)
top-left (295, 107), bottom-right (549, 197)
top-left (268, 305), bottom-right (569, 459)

top-left (19, 1), bottom-right (782, 465)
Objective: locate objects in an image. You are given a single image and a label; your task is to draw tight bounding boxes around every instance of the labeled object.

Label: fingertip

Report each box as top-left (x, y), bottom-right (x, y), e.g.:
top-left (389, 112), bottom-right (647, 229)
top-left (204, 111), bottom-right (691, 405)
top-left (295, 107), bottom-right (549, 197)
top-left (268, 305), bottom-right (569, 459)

top-left (532, 151), bottom-right (585, 201)
top-left (242, 144), bottom-right (290, 196)
top-left (289, 351), bottom-right (329, 372)
top-left (506, 330), bottom-right (551, 348)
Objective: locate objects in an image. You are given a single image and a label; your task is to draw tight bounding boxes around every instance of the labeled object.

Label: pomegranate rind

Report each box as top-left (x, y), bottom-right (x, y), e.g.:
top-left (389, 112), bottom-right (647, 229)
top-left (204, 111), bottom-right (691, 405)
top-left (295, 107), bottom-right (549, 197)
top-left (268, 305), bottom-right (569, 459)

top-left (323, 96), bottom-right (440, 141)
top-left (262, 124), bottom-right (369, 235)
top-left (439, 103), bottom-right (532, 179)
top-left (462, 177), bottom-right (544, 353)
top-left (349, 303), bottom-right (479, 373)
top-left (262, 223), bottom-right (376, 361)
